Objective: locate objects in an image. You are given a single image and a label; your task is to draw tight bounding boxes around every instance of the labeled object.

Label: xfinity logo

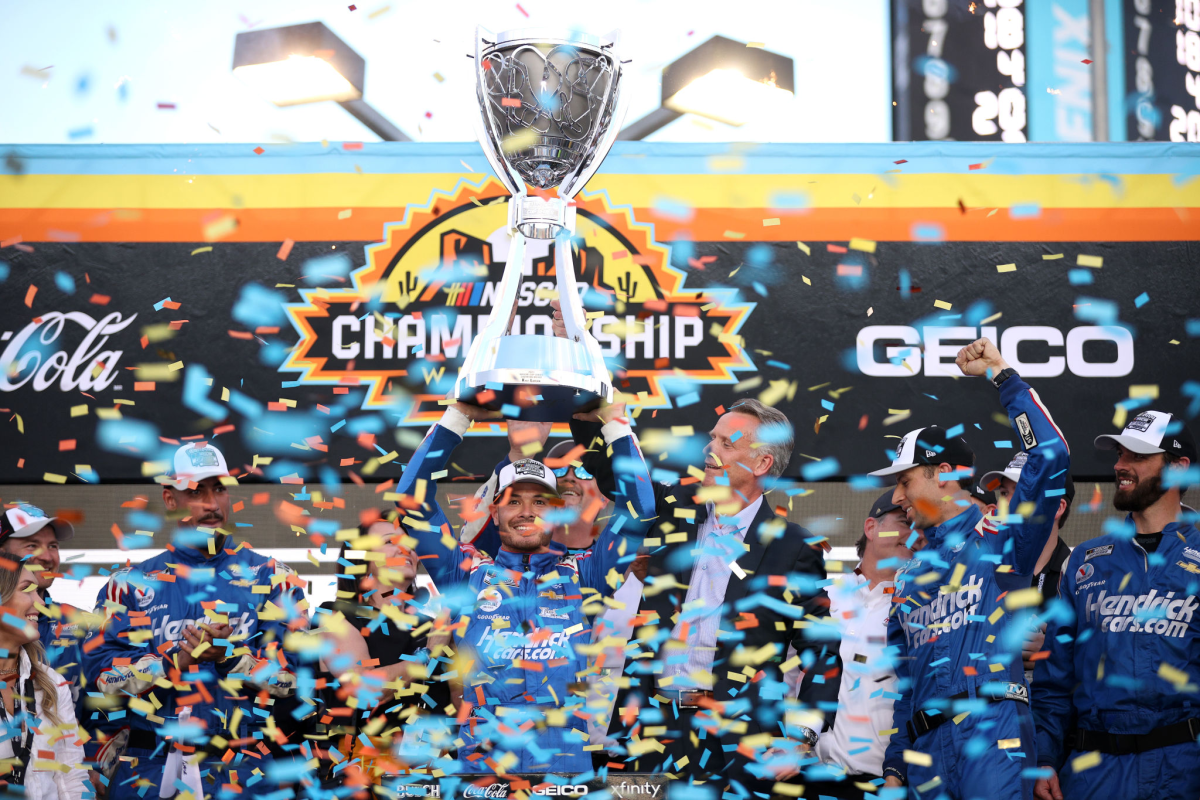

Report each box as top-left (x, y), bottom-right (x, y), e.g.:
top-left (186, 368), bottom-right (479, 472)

top-left (610, 785), bottom-right (662, 798)
top-left (856, 325), bottom-right (1134, 378)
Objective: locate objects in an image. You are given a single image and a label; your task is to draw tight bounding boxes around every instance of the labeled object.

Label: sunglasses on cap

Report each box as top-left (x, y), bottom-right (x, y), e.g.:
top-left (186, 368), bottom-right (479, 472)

top-left (551, 464), bottom-right (594, 481)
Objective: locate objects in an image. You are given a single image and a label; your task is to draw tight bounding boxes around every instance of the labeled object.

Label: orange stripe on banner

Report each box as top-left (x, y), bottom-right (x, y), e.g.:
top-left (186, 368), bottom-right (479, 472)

top-left (1, 206), bottom-right (1197, 243)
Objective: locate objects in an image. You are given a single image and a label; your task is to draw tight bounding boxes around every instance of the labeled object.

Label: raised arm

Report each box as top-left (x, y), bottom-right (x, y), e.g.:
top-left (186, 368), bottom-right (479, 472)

top-left (956, 338), bottom-right (1070, 574)
top-left (571, 401), bottom-right (657, 522)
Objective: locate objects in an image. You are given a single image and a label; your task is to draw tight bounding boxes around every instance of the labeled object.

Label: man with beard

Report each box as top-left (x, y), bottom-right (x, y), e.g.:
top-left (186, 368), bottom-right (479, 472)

top-left (1032, 411), bottom-right (1199, 800)
top-left (83, 442), bottom-right (308, 799)
top-left (392, 402), bottom-right (654, 774)
top-left (876, 338), bottom-right (1070, 800)
top-left (572, 397), bottom-right (829, 793)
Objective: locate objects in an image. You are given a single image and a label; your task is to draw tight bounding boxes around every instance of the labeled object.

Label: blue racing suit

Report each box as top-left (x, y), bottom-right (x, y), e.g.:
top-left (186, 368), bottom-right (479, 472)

top-left (1032, 519), bottom-right (1200, 800)
top-left (883, 375), bottom-right (1070, 799)
top-left (38, 605), bottom-right (85, 705)
top-left (82, 538), bottom-right (308, 799)
top-left (395, 408), bottom-right (653, 773)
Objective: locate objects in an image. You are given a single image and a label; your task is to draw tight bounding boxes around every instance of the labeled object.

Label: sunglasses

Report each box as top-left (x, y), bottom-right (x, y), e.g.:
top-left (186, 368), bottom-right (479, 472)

top-left (551, 465), bottom-right (594, 481)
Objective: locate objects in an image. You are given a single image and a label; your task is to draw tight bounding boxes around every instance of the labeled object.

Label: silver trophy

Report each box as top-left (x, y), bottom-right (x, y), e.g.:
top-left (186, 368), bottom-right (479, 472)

top-left (454, 25), bottom-right (628, 420)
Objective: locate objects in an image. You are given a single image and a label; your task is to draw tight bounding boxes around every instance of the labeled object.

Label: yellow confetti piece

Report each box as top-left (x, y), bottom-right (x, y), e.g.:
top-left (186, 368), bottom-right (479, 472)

top-left (998, 738), bottom-right (1021, 749)
top-left (670, 425), bottom-right (695, 436)
top-left (849, 237), bottom-right (877, 253)
top-left (430, 469), bottom-right (448, 480)
top-left (337, 208), bottom-right (353, 220)
top-left (1118, 572), bottom-right (1132, 591)
top-left (723, 230), bottom-right (745, 239)
top-left (746, 41), bottom-right (766, 48)
top-left (802, 275), bottom-right (811, 285)
top-left (168, 361), bottom-right (184, 371)
top-left (934, 299), bottom-right (953, 310)
top-left (772, 784), bottom-right (803, 798)
top-left (903, 750), bottom-right (933, 767)
top-left (989, 663), bottom-right (1005, 672)
top-left (878, 728), bottom-right (899, 736)
top-left (70, 404), bottom-right (88, 417)
top-left (1157, 662), bottom-right (1191, 689)
top-left (996, 263), bottom-right (1016, 273)
top-left (191, 246), bottom-right (213, 256)
top-left (1004, 587), bottom-right (1044, 610)
top-left (43, 472), bottom-right (67, 484)
top-left (981, 311), bottom-right (1003, 325)
top-left (762, 218), bottom-right (780, 227)
top-left (1071, 750), bottom-right (1102, 773)
top-left (988, 607), bottom-right (1005, 624)
top-left (1043, 253), bottom-right (1064, 260)
top-left (953, 711), bottom-right (970, 724)
top-left (796, 241), bottom-right (811, 255)
top-left (948, 563), bottom-right (967, 590)
top-left (1077, 254), bottom-right (1103, 268)
top-left (1170, 339), bottom-right (1180, 345)
top-left (501, 128), bottom-right (539, 155)
top-left (1129, 385), bottom-right (1159, 399)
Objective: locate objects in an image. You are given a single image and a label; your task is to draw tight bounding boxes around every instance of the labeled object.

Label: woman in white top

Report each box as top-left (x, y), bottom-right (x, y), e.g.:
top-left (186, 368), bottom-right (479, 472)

top-left (0, 565), bottom-right (86, 799)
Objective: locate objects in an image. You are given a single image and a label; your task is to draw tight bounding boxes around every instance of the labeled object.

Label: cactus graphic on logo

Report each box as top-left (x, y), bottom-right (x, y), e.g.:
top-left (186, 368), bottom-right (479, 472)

top-left (282, 177), bottom-right (756, 434)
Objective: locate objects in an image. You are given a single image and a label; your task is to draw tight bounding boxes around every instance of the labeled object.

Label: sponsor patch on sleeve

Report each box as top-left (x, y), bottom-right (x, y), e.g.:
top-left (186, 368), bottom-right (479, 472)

top-left (1014, 412), bottom-right (1038, 449)
top-left (1084, 544), bottom-right (1114, 562)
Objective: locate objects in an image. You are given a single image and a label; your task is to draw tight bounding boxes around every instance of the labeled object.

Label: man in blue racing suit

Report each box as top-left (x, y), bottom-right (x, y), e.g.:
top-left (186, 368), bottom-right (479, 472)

top-left (82, 442), bottom-right (308, 799)
top-left (874, 338), bottom-right (1070, 799)
top-left (393, 402), bottom-right (653, 774)
top-left (1032, 411), bottom-right (1199, 800)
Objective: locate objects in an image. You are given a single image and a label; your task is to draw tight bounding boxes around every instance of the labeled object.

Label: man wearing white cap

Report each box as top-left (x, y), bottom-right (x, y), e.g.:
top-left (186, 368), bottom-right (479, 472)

top-left (874, 338), bottom-right (1071, 799)
top-left (82, 441), bottom-right (308, 799)
top-left (1033, 411), bottom-right (1199, 800)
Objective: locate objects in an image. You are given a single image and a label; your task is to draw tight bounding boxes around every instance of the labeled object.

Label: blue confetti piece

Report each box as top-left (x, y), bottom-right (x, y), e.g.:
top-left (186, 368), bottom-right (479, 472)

top-left (68, 126), bottom-right (94, 140)
top-left (1074, 296), bottom-right (1118, 325)
top-left (821, 399), bottom-right (835, 411)
top-left (0, 262), bottom-right (8, 282)
top-left (651, 196), bottom-right (695, 222)
top-left (1188, 319), bottom-right (1200, 337)
top-left (232, 282), bottom-right (287, 327)
top-left (500, 403), bottom-right (520, 417)
top-left (765, 360), bottom-right (791, 370)
top-left (801, 457), bottom-right (840, 481)
top-left (911, 222), bottom-right (945, 242)
top-left (1134, 292), bottom-right (1150, 308)
top-left (182, 364), bottom-right (229, 422)
top-left (768, 190), bottom-right (810, 209)
top-left (994, 440), bottom-right (1013, 448)
top-left (899, 268), bottom-right (911, 299)
top-left (302, 253), bottom-right (352, 284)
top-left (1008, 203), bottom-right (1041, 219)
top-left (945, 424), bottom-right (964, 437)
top-left (330, 419), bottom-right (346, 432)
top-left (153, 297), bottom-right (172, 311)
top-left (97, 417), bottom-right (161, 457)
top-left (675, 391), bottom-right (699, 407)
top-left (55, 272), bottom-right (76, 294)
top-left (1068, 269), bottom-right (1093, 285)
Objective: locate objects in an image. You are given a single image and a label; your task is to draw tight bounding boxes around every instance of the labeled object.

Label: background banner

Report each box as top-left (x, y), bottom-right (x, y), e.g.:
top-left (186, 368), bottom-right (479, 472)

top-left (1, 142), bottom-right (1197, 485)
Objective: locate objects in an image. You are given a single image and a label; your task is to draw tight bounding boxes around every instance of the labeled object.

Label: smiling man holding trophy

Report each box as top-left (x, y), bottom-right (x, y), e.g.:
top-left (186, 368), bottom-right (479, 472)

top-left (454, 24), bottom-right (627, 421)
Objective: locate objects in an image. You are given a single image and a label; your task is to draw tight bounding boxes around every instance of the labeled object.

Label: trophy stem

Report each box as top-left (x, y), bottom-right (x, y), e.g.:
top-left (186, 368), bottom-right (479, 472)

top-left (460, 231), bottom-right (527, 383)
top-left (554, 234), bottom-right (588, 343)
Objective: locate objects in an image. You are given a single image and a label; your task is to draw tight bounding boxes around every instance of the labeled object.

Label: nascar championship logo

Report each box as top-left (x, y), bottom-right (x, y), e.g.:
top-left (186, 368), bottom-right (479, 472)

top-left (282, 178), bottom-right (755, 427)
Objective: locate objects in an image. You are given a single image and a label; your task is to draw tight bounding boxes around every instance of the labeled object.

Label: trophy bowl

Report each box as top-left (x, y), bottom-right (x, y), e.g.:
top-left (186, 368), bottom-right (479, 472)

top-left (453, 26), bottom-right (628, 421)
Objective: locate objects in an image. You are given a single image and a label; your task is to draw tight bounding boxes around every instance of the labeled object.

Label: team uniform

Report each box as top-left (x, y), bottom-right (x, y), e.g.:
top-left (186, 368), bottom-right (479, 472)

top-left (82, 542), bottom-right (308, 798)
top-left (880, 375), bottom-right (1070, 799)
top-left (394, 410), bottom-right (653, 773)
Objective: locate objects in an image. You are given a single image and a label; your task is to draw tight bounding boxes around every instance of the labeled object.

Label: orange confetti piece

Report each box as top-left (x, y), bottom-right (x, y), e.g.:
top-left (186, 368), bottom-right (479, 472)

top-left (24, 285), bottom-right (37, 307)
top-left (277, 239), bottom-right (295, 261)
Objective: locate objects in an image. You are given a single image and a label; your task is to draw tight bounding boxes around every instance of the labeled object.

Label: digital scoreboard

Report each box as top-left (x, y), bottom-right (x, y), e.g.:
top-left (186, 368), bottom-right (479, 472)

top-left (1119, 0), bottom-right (1200, 141)
top-left (893, 0), bottom-right (1028, 141)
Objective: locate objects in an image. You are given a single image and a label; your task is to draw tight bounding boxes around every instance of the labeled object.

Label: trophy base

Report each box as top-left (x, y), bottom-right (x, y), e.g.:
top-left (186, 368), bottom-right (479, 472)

top-left (454, 334), bottom-right (612, 422)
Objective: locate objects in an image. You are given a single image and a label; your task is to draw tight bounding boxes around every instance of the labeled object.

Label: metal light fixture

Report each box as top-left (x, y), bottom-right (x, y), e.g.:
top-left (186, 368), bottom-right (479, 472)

top-left (619, 35), bottom-right (795, 140)
top-left (233, 22), bottom-right (411, 141)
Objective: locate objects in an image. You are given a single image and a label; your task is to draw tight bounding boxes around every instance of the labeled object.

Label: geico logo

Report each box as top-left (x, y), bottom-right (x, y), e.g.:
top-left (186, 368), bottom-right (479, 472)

top-left (856, 325), bottom-right (1134, 378)
top-left (532, 787), bottom-right (589, 796)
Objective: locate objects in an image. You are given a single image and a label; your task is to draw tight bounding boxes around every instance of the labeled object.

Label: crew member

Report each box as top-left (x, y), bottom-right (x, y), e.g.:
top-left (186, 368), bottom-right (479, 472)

top-left (1032, 411), bottom-right (1198, 800)
top-left (875, 338), bottom-right (1070, 799)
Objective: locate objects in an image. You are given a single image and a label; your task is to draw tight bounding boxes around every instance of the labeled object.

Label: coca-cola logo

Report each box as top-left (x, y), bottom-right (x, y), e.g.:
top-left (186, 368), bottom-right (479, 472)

top-left (462, 784), bottom-right (509, 798)
top-left (1, 311), bottom-right (137, 393)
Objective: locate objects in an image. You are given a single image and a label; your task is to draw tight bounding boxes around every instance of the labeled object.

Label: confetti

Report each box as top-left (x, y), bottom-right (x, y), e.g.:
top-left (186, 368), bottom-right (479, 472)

top-left (849, 238), bottom-right (877, 253)
top-left (277, 238), bottom-right (295, 261)
top-left (1077, 254), bottom-right (1103, 268)
top-left (796, 242), bottom-right (811, 255)
top-left (934, 299), bottom-right (952, 310)
top-left (996, 264), bottom-right (1016, 273)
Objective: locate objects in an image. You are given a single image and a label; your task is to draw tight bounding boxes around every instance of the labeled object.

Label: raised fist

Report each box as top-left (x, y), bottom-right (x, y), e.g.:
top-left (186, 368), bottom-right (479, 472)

top-left (955, 337), bottom-right (1009, 378)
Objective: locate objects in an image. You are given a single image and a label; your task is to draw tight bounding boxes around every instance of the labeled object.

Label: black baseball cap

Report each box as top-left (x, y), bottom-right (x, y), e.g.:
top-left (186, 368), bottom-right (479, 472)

top-left (868, 490), bottom-right (902, 519)
top-left (970, 480), bottom-right (997, 506)
top-left (1095, 410), bottom-right (1197, 462)
top-left (869, 425), bottom-right (976, 479)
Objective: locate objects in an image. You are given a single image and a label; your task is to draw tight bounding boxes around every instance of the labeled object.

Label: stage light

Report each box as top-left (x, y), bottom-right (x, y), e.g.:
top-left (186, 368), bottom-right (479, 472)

top-left (233, 22), bottom-right (410, 141)
top-left (620, 35), bottom-right (795, 140)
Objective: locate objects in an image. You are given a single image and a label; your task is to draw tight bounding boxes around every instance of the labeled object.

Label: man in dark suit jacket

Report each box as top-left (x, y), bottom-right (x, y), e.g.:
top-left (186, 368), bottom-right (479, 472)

top-left (572, 398), bottom-right (831, 792)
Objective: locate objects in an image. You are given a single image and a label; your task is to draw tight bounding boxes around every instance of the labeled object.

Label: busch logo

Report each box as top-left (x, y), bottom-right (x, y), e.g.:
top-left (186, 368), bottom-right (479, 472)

top-left (900, 575), bottom-right (984, 648)
top-left (1084, 589), bottom-right (1198, 637)
top-left (463, 784), bottom-right (509, 798)
top-left (1, 311), bottom-right (137, 393)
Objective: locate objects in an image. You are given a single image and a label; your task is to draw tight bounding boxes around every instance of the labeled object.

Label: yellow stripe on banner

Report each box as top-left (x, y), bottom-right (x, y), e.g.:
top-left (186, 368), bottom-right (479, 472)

top-left (2, 173), bottom-right (1198, 210)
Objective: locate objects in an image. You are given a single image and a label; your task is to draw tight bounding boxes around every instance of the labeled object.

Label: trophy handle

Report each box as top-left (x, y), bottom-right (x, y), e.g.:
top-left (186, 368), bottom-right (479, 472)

top-left (460, 231), bottom-right (527, 383)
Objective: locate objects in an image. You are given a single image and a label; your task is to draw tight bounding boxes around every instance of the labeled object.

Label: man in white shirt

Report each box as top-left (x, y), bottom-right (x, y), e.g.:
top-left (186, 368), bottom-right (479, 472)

top-left (797, 490), bottom-right (924, 799)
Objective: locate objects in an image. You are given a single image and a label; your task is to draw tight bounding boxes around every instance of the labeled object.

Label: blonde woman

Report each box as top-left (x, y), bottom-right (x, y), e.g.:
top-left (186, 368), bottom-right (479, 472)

top-left (0, 564), bottom-right (86, 798)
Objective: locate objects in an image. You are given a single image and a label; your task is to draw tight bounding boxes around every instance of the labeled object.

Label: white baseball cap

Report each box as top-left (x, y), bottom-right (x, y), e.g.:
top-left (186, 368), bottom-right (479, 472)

top-left (495, 458), bottom-right (558, 499)
top-left (170, 442), bottom-right (230, 489)
top-left (1095, 410), bottom-right (1197, 461)
top-left (868, 425), bottom-right (976, 478)
top-left (979, 451), bottom-right (1030, 490)
top-left (0, 503), bottom-right (74, 543)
